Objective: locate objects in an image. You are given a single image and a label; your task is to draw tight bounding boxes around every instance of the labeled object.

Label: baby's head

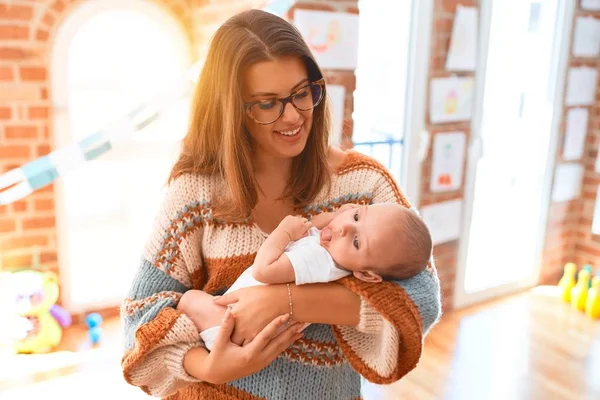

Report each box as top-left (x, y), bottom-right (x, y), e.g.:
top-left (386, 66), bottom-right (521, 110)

top-left (319, 203), bottom-right (432, 282)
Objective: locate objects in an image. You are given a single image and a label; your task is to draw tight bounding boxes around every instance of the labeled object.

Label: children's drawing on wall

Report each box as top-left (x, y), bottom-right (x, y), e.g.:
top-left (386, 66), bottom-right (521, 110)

top-left (430, 131), bottom-right (466, 193)
top-left (429, 77), bottom-right (474, 124)
top-left (293, 9), bottom-right (359, 70)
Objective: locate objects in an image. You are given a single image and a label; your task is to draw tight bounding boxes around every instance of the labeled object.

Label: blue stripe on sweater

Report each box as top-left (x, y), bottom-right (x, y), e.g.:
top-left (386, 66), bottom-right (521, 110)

top-left (122, 258), bottom-right (189, 349)
top-left (392, 269), bottom-right (442, 334)
top-left (230, 324), bottom-right (361, 399)
top-left (303, 192), bottom-right (373, 214)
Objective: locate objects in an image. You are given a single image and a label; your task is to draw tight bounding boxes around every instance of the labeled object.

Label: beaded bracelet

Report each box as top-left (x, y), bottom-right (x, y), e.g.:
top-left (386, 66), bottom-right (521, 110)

top-left (286, 283), bottom-right (293, 327)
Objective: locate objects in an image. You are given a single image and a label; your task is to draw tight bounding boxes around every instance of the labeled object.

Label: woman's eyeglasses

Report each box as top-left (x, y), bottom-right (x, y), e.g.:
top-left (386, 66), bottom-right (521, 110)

top-left (244, 79), bottom-right (325, 125)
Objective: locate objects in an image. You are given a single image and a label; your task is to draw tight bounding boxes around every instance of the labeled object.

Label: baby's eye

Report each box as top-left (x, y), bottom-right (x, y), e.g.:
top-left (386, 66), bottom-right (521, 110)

top-left (353, 212), bottom-right (359, 222)
top-left (353, 236), bottom-right (359, 249)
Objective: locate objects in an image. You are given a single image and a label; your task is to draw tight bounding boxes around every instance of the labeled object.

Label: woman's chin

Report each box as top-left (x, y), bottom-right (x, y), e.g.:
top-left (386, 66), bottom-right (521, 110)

top-left (271, 127), bottom-right (309, 158)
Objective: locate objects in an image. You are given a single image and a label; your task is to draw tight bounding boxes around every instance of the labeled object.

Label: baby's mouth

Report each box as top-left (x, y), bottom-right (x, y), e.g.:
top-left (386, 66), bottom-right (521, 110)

top-left (320, 227), bottom-right (332, 245)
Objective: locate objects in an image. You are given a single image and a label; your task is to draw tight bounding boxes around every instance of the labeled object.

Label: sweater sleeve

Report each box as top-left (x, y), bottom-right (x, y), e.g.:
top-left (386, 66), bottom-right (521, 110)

top-left (120, 176), bottom-right (207, 397)
top-left (331, 154), bottom-right (442, 384)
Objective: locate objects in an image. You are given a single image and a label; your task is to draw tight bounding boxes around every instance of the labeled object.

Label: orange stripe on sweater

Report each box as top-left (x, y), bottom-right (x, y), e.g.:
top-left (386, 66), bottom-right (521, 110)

top-left (122, 307), bottom-right (181, 387)
top-left (336, 150), bottom-right (410, 208)
top-left (203, 253), bottom-right (257, 293)
top-left (333, 276), bottom-right (423, 384)
top-left (164, 382), bottom-right (265, 400)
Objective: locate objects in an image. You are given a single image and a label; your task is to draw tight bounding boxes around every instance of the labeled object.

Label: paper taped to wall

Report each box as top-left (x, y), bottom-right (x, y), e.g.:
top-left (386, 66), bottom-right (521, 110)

top-left (429, 77), bottom-right (474, 124)
top-left (551, 163), bottom-right (584, 203)
top-left (430, 131), bottom-right (466, 192)
top-left (446, 5), bottom-right (478, 71)
top-left (573, 16), bottom-right (600, 57)
top-left (566, 66), bottom-right (598, 106)
top-left (421, 199), bottom-right (463, 245)
top-left (563, 108), bottom-right (589, 161)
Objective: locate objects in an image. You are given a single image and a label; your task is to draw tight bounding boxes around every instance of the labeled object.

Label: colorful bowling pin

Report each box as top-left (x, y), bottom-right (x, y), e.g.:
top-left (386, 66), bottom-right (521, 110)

top-left (583, 265), bottom-right (594, 288)
top-left (558, 263), bottom-right (577, 303)
top-left (585, 277), bottom-right (600, 319)
top-left (572, 269), bottom-right (591, 312)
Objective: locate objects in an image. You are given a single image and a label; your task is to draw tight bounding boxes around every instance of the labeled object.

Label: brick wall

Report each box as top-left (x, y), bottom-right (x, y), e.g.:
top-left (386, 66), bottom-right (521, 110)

top-left (541, 4), bottom-right (600, 282)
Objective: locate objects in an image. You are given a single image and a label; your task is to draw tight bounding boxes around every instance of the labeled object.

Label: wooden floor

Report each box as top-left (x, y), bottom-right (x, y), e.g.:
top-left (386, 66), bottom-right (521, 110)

top-left (386, 286), bottom-right (600, 400)
top-left (1, 286), bottom-right (599, 399)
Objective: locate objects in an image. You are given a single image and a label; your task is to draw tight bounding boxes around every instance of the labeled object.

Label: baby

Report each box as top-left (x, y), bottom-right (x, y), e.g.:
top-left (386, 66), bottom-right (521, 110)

top-left (178, 202), bottom-right (432, 350)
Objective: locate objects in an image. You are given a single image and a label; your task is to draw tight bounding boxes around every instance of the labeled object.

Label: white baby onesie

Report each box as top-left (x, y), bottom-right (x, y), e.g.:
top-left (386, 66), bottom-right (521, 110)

top-left (200, 227), bottom-right (349, 350)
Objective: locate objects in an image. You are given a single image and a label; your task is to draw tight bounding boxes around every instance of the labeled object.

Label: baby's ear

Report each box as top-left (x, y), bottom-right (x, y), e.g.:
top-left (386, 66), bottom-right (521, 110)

top-left (353, 271), bottom-right (382, 283)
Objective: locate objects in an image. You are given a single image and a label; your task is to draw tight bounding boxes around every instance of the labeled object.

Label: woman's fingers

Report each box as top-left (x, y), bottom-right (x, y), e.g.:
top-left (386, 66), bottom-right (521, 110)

top-left (213, 292), bottom-right (238, 306)
top-left (263, 321), bottom-right (303, 358)
top-left (212, 308), bottom-right (236, 350)
top-left (247, 314), bottom-right (291, 353)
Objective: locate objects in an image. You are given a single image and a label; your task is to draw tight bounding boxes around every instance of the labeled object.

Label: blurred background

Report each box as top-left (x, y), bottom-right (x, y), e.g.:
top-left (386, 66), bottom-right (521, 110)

top-left (1, 0), bottom-right (600, 399)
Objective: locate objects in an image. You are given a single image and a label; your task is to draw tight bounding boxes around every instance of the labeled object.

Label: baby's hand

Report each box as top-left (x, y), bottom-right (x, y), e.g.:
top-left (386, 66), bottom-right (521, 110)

top-left (280, 215), bottom-right (312, 241)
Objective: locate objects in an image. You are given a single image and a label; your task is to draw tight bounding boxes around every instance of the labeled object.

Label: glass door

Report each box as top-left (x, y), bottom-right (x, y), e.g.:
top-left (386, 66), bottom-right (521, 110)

top-left (455, 0), bottom-right (571, 307)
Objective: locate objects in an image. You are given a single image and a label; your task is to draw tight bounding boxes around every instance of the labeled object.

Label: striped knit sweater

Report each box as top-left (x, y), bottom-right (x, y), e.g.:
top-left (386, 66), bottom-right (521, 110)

top-left (120, 151), bottom-right (442, 399)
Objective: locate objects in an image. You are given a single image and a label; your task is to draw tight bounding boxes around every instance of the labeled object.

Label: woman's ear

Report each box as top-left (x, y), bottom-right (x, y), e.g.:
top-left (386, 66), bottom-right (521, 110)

top-left (353, 270), bottom-right (383, 283)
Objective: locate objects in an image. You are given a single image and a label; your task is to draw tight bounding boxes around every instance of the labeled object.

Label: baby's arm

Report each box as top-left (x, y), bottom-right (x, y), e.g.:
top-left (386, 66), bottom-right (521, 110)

top-left (252, 215), bottom-right (311, 284)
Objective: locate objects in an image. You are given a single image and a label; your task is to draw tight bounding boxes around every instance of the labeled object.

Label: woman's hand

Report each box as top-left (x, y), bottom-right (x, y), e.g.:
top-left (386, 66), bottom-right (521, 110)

top-left (213, 285), bottom-right (289, 345)
top-left (201, 309), bottom-right (303, 384)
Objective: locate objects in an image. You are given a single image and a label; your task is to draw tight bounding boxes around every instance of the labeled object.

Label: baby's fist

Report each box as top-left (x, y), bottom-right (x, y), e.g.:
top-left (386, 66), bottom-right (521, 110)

top-left (280, 215), bottom-right (312, 241)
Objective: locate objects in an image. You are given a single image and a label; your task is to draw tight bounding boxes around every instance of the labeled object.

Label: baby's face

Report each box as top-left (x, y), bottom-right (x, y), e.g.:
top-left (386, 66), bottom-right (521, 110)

top-left (319, 203), bottom-right (403, 280)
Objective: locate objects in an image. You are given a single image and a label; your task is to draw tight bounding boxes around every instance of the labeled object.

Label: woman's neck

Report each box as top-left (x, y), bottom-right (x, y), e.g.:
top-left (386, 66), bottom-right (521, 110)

top-left (253, 151), bottom-right (293, 191)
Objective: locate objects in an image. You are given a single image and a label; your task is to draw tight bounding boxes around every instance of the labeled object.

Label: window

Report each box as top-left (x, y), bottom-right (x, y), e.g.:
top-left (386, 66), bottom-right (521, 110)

top-left (352, 0), bottom-right (414, 183)
top-left (52, 1), bottom-right (192, 311)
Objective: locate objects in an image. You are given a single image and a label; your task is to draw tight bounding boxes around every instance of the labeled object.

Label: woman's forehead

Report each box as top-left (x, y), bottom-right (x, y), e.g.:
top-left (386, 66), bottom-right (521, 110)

top-left (243, 57), bottom-right (308, 96)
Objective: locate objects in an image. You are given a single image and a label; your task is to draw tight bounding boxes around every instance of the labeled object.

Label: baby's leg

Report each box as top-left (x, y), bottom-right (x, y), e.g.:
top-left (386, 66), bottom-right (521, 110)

top-left (177, 289), bottom-right (227, 333)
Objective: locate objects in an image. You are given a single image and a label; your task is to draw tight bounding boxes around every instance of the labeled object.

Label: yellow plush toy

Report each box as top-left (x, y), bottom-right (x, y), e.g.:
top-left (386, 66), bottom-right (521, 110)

top-left (11, 270), bottom-right (72, 354)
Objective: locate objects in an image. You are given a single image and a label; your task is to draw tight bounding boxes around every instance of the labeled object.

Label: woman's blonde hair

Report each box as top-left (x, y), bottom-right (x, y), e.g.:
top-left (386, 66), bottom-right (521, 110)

top-left (169, 9), bottom-right (331, 220)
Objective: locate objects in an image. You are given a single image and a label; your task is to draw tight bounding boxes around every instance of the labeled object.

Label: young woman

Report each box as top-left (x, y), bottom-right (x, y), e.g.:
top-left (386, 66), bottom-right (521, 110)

top-left (120, 9), bottom-right (441, 399)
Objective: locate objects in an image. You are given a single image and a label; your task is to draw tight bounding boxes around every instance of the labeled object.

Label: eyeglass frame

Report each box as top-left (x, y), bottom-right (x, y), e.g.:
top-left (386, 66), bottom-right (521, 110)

top-left (243, 78), bottom-right (326, 125)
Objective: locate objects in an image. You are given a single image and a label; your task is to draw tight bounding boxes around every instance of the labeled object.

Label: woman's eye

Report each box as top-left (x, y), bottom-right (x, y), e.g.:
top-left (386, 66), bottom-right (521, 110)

top-left (353, 212), bottom-right (359, 222)
top-left (258, 99), bottom-right (276, 110)
top-left (353, 236), bottom-right (359, 249)
top-left (294, 88), bottom-right (310, 99)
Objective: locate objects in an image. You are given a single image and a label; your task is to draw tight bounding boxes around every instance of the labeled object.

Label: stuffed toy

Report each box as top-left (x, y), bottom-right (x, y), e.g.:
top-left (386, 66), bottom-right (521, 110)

top-left (6, 270), bottom-right (72, 354)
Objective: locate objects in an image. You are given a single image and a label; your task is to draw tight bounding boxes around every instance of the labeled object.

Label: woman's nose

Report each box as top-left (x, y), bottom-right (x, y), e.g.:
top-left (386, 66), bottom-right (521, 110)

top-left (280, 102), bottom-right (300, 123)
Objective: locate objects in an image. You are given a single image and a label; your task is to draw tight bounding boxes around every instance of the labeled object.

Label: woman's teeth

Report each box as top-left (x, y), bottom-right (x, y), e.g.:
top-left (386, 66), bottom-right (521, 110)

top-left (277, 126), bottom-right (301, 136)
